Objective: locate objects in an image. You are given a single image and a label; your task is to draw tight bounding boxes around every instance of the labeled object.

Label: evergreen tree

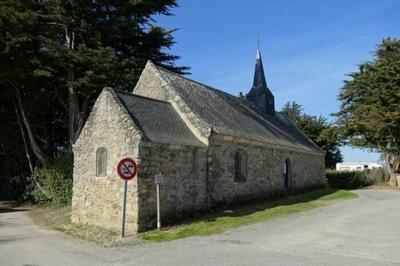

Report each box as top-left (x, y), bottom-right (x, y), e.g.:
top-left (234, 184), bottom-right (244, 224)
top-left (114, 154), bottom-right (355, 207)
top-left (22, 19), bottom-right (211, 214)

top-left (0, 0), bottom-right (57, 166)
top-left (282, 101), bottom-right (343, 169)
top-left (0, 0), bottom-right (186, 199)
top-left (45, 0), bottom-right (188, 144)
top-left (335, 38), bottom-right (400, 182)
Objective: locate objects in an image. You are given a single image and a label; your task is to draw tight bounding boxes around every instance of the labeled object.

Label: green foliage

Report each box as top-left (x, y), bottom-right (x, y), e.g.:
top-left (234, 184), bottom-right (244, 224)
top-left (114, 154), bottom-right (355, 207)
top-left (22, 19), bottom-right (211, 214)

top-left (326, 169), bottom-right (385, 189)
top-left (0, 0), bottom-right (186, 199)
top-left (28, 153), bottom-right (73, 207)
top-left (335, 38), bottom-right (400, 172)
top-left (281, 101), bottom-right (343, 168)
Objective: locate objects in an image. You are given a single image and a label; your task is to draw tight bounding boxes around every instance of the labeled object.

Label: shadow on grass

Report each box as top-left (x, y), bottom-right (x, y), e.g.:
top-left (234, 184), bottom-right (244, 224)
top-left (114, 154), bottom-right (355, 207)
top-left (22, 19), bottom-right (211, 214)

top-left (168, 188), bottom-right (342, 225)
top-left (229, 188), bottom-right (342, 216)
top-left (141, 188), bottom-right (356, 242)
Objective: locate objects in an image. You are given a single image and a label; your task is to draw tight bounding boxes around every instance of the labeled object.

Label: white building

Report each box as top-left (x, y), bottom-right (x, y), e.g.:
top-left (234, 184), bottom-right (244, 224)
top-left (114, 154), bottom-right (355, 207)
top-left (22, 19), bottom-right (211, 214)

top-left (336, 162), bottom-right (383, 171)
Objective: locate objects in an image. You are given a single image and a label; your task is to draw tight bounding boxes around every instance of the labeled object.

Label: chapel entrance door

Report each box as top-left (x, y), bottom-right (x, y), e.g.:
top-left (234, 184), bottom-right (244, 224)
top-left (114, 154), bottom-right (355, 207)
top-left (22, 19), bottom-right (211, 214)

top-left (283, 159), bottom-right (290, 190)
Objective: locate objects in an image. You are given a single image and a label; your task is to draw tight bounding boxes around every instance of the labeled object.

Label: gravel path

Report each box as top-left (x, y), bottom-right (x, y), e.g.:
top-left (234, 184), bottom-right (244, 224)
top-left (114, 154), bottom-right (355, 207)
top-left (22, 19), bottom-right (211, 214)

top-left (1, 189), bottom-right (400, 266)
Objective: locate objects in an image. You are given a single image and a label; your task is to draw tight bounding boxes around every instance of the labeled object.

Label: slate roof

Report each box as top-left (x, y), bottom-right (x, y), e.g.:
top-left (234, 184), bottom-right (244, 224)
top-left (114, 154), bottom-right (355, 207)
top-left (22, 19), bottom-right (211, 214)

top-left (115, 91), bottom-right (206, 147)
top-left (152, 64), bottom-right (323, 153)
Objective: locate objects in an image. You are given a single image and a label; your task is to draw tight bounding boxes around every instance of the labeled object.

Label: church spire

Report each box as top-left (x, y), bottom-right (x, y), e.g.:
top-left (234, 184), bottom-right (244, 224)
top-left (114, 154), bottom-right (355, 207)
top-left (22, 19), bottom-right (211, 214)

top-left (246, 44), bottom-right (275, 115)
top-left (251, 48), bottom-right (268, 92)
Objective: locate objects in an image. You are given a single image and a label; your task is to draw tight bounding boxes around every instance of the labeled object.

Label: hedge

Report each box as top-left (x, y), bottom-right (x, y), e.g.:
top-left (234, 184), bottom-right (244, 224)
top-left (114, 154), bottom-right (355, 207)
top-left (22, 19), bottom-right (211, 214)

top-left (326, 168), bottom-right (387, 189)
top-left (25, 153), bottom-right (73, 207)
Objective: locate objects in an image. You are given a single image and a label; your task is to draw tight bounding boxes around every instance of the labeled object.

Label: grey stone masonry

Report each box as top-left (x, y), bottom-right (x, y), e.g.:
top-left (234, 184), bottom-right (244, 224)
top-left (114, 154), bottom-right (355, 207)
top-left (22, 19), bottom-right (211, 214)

top-left (72, 60), bottom-right (326, 234)
top-left (137, 142), bottom-right (208, 231)
top-left (72, 88), bottom-right (142, 234)
top-left (207, 134), bottom-right (325, 206)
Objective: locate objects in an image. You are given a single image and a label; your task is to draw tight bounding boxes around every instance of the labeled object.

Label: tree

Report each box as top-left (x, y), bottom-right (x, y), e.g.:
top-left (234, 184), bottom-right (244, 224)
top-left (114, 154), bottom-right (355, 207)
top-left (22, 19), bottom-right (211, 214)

top-left (0, 0), bottom-right (186, 199)
top-left (45, 0), bottom-right (188, 144)
top-left (1, 0), bottom-right (186, 149)
top-left (282, 101), bottom-right (343, 169)
top-left (335, 38), bottom-right (400, 183)
top-left (0, 0), bottom-right (56, 166)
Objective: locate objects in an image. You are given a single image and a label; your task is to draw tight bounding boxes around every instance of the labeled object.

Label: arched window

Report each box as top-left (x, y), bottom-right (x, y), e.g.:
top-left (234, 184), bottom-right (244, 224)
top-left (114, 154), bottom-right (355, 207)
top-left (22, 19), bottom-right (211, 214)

top-left (234, 149), bottom-right (247, 182)
top-left (96, 147), bottom-right (107, 177)
top-left (283, 158), bottom-right (291, 189)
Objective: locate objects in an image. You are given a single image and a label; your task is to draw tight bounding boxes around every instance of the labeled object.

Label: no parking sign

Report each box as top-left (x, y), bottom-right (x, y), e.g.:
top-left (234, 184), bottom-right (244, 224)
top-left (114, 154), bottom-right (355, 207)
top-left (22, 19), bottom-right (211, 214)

top-left (116, 157), bottom-right (138, 237)
top-left (117, 158), bottom-right (138, 180)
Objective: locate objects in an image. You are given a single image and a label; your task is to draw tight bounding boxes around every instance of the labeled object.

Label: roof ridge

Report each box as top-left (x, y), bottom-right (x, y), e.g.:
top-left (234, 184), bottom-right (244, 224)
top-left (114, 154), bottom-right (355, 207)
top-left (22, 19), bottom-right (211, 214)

top-left (153, 64), bottom-right (264, 113)
top-left (114, 88), bottom-right (171, 105)
top-left (148, 63), bottom-right (322, 153)
top-left (153, 64), bottom-right (301, 141)
top-left (153, 63), bottom-right (270, 117)
top-left (153, 64), bottom-right (228, 94)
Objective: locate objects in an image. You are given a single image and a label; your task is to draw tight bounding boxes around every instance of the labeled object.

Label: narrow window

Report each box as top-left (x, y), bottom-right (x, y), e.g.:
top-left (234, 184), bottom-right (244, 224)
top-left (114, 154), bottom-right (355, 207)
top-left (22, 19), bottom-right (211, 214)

top-left (283, 158), bottom-right (291, 189)
top-left (96, 147), bottom-right (107, 176)
top-left (234, 149), bottom-right (247, 182)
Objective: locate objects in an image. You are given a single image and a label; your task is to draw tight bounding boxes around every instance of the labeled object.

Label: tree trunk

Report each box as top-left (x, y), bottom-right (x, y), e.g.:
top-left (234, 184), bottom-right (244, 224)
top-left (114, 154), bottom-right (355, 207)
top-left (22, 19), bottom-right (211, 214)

top-left (44, 109), bottom-right (55, 156)
top-left (15, 88), bottom-right (52, 199)
top-left (67, 76), bottom-right (87, 147)
top-left (14, 102), bottom-right (34, 174)
top-left (15, 87), bottom-right (46, 165)
top-left (66, 26), bottom-right (84, 146)
top-left (68, 71), bottom-right (82, 145)
top-left (385, 153), bottom-right (400, 186)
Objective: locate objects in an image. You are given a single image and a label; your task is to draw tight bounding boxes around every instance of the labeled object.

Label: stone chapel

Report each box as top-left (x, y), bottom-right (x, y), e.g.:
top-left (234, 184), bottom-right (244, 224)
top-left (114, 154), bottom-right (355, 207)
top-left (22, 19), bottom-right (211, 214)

top-left (71, 49), bottom-right (325, 233)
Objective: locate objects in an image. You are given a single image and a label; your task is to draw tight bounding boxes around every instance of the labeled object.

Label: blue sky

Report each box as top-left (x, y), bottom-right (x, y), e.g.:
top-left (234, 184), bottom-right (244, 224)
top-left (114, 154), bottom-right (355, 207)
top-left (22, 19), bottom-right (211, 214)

top-left (155, 0), bottom-right (400, 163)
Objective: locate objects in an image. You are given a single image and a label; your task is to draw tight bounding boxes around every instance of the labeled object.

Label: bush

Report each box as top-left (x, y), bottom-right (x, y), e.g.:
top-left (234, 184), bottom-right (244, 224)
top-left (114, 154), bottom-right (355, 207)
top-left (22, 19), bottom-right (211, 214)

top-left (27, 153), bottom-right (73, 207)
top-left (326, 169), bottom-right (386, 189)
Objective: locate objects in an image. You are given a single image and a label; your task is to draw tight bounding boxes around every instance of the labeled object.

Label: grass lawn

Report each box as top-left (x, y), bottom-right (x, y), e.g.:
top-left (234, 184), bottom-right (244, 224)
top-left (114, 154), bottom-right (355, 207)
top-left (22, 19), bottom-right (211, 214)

top-left (141, 188), bottom-right (357, 242)
top-left (28, 188), bottom-right (356, 244)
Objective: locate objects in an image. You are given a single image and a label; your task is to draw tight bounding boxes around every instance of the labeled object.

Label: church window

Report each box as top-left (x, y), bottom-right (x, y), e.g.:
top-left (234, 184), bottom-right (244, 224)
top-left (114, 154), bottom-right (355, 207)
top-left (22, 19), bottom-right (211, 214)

top-left (283, 158), bottom-right (291, 189)
top-left (234, 149), bottom-right (247, 182)
top-left (96, 147), bottom-right (107, 177)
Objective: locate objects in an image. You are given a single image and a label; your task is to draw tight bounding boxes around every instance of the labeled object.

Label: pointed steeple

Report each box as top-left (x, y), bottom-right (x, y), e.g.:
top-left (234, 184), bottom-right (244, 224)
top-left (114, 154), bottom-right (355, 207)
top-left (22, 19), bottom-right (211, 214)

top-left (246, 46), bottom-right (275, 115)
top-left (250, 48), bottom-right (268, 94)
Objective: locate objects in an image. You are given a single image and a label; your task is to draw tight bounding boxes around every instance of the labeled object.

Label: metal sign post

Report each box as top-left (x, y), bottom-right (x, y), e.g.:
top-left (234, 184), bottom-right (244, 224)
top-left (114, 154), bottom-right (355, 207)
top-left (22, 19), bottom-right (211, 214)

top-left (156, 183), bottom-right (161, 230)
top-left (154, 173), bottom-right (164, 230)
top-left (121, 180), bottom-right (128, 237)
top-left (116, 158), bottom-right (138, 238)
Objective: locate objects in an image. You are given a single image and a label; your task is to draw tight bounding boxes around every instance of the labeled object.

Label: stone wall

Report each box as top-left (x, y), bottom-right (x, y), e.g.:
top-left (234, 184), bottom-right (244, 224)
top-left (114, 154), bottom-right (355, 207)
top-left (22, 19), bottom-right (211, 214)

top-left (72, 88), bottom-right (142, 234)
top-left (72, 69), bottom-right (326, 234)
top-left (136, 142), bottom-right (208, 231)
top-left (134, 61), bottom-right (170, 101)
top-left (207, 134), bottom-right (325, 206)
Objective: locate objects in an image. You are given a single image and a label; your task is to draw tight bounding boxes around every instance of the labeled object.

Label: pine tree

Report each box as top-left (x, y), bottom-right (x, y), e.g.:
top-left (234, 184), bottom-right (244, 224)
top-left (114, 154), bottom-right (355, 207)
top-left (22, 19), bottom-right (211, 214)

top-left (45, 0), bottom-right (188, 144)
top-left (281, 102), bottom-right (343, 169)
top-left (0, 0), bottom-right (186, 198)
top-left (335, 38), bottom-right (400, 183)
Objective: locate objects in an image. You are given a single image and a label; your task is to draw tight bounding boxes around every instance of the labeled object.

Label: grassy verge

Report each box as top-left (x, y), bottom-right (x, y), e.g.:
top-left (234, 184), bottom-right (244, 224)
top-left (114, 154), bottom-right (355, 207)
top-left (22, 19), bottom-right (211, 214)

top-left (28, 206), bottom-right (120, 245)
top-left (28, 188), bottom-right (356, 245)
top-left (140, 188), bottom-right (357, 242)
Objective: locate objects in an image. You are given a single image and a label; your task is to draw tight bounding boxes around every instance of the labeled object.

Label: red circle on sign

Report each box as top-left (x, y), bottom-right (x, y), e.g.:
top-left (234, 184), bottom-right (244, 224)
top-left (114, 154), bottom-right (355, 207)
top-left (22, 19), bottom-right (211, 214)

top-left (117, 158), bottom-right (138, 180)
